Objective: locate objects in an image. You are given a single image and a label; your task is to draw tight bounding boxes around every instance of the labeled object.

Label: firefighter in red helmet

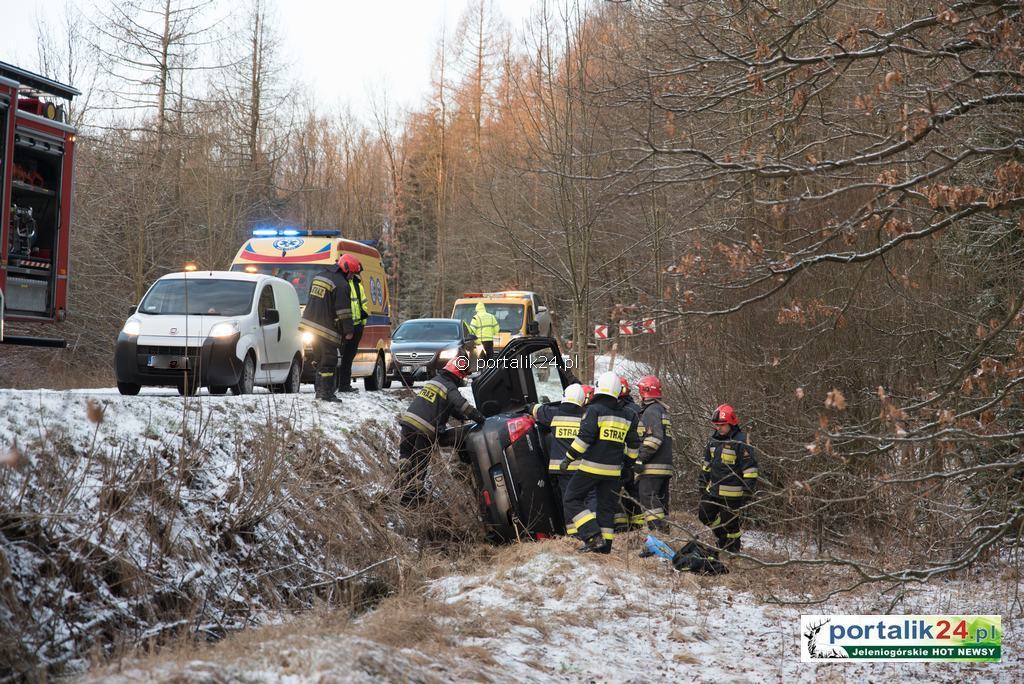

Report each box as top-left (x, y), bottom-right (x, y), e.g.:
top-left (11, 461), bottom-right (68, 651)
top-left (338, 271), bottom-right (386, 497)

top-left (299, 253), bottom-right (367, 401)
top-left (632, 375), bottom-right (673, 533)
top-left (397, 355), bottom-right (487, 506)
top-left (697, 404), bottom-right (758, 552)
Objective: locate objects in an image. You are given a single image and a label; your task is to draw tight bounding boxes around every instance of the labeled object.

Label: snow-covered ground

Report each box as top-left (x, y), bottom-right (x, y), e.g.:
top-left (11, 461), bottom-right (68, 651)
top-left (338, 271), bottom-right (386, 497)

top-left (87, 538), bottom-right (1021, 682)
top-left (4, 373), bottom-right (1021, 682)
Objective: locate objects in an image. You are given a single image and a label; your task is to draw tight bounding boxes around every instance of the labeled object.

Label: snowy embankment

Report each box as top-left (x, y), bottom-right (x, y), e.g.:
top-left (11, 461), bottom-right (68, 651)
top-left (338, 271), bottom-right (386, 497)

top-left (87, 537), bottom-right (1021, 683)
top-left (0, 386), bottom-right (480, 679)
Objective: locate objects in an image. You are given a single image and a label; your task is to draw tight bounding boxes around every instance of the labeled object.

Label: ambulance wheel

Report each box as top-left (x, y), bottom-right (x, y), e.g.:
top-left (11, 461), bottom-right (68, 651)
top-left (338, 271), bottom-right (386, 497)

top-left (117, 382), bottom-right (141, 396)
top-left (364, 353), bottom-right (387, 391)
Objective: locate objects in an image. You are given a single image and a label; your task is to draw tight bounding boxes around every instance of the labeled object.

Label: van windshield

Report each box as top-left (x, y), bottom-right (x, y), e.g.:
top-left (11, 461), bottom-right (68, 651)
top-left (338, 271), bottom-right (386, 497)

top-left (452, 303), bottom-right (526, 333)
top-left (140, 279), bottom-right (256, 316)
top-left (230, 264), bottom-right (322, 305)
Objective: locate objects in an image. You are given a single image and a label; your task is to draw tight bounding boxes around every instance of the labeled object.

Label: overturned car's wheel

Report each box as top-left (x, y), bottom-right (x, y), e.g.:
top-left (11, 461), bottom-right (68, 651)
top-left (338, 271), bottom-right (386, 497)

top-left (117, 382), bottom-right (141, 396)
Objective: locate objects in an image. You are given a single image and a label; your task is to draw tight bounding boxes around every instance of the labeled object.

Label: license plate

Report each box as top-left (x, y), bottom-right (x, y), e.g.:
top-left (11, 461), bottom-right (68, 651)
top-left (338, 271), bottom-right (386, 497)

top-left (148, 354), bottom-right (189, 370)
top-left (401, 365), bottom-right (412, 373)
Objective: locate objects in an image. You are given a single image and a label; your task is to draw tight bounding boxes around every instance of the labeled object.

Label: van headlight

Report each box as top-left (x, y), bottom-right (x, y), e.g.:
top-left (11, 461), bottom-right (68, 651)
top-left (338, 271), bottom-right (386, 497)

top-left (122, 319), bottom-right (141, 336)
top-left (301, 331), bottom-right (315, 346)
top-left (209, 321), bottom-right (239, 338)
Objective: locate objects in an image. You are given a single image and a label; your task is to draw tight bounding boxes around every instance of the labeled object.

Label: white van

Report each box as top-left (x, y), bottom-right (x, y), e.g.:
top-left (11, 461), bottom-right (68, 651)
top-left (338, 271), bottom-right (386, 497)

top-left (114, 271), bottom-right (303, 396)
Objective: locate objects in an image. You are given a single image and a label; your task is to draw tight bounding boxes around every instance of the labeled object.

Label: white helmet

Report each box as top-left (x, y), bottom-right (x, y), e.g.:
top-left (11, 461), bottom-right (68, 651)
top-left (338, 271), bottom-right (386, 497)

top-left (594, 371), bottom-right (621, 398)
top-left (562, 383), bottom-right (586, 406)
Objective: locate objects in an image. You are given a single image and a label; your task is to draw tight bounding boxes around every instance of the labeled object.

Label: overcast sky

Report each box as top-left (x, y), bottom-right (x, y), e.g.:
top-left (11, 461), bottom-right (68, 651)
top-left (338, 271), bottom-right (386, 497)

top-left (0, 0), bottom-right (537, 119)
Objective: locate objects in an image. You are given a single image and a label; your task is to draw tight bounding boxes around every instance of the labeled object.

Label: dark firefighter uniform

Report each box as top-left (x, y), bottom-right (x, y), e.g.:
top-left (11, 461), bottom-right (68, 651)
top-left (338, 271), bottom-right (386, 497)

top-left (531, 400), bottom-right (585, 533)
top-left (634, 400), bottom-right (673, 532)
top-left (337, 274), bottom-right (370, 391)
top-left (698, 425), bottom-right (758, 551)
top-left (562, 394), bottom-right (641, 551)
top-left (397, 369), bottom-right (485, 506)
top-left (616, 393), bottom-right (644, 530)
top-left (299, 266), bottom-right (351, 399)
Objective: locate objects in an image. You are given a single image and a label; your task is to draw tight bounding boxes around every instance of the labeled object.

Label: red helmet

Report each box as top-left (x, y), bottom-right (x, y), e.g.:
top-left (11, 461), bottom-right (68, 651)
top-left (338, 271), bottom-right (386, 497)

top-left (581, 385), bottom-right (595, 404)
top-left (711, 404), bottom-right (738, 426)
top-left (637, 375), bottom-right (662, 400)
top-left (338, 254), bottom-right (363, 275)
top-left (443, 355), bottom-right (472, 380)
top-left (619, 376), bottom-right (631, 397)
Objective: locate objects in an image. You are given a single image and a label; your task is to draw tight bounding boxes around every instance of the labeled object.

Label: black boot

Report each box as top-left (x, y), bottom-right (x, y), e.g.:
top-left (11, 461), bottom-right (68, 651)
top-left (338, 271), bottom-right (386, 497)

top-left (315, 374), bottom-right (342, 402)
top-left (578, 536), bottom-right (612, 555)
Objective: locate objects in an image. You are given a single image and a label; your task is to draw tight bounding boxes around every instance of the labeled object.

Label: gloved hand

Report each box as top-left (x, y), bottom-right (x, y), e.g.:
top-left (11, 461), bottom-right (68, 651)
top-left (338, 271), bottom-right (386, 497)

top-left (469, 409), bottom-right (487, 427)
top-left (631, 460), bottom-right (644, 476)
top-left (559, 457), bottom-right (572, 473)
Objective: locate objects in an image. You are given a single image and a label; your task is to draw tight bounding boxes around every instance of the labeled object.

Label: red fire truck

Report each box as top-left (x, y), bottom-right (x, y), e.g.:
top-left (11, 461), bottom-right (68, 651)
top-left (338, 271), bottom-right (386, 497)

top-left (0, 61), bottom-right (79, 347)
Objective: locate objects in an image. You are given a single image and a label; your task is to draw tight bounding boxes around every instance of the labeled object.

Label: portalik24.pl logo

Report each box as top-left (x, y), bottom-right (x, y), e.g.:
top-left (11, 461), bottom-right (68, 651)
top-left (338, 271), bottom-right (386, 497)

top-left (801, 615), bottom-right (1001, 662)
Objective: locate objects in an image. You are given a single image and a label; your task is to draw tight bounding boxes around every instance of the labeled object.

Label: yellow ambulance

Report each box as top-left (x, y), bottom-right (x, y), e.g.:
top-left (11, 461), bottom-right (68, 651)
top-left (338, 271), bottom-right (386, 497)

top-left (230, 229), bottom-right (392, 390)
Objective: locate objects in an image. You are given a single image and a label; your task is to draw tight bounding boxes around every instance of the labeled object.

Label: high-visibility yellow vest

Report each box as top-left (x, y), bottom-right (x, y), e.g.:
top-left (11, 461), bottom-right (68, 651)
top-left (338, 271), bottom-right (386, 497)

top-left (471, 310), bottom-right (499, 341)
top-left (350, 279), bottom-right (369, 326)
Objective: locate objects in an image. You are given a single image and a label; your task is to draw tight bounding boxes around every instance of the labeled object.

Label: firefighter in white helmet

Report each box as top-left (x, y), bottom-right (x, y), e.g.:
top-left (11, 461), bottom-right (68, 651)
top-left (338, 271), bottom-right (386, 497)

top-left (560, 371), bottom-right (642, 553)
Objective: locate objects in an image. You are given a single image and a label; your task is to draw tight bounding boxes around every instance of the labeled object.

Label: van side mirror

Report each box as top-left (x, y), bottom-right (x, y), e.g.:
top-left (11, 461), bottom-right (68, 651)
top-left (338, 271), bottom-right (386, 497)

top-left (262, 309), bottom-right (280, 325)
top-left (128, 305), bottom-right (137, 316)
top-left (536, 305), bottom-right (547, 314)
top-left (526, 321), bottom-right (540, 336)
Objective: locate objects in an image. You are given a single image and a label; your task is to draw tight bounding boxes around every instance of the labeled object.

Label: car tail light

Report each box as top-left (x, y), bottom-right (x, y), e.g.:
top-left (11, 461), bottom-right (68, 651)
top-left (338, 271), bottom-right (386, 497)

top-left (482, 490), bottom-right (492, 506)
top-left (506, 415), bottom-right (535, 444)
top-left (534, 532), bottom-right (549, 540)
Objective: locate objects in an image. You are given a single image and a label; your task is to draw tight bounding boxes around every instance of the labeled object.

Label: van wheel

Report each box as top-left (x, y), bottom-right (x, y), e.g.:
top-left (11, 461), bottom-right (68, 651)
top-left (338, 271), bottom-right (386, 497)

top-left (364, 353), bottom-right (386, 391)
top-left (177, 376), bottom-right (200, 396)
top-left (117, 382), bottom-right (141, 396)
top-left (283, 356), bottom-right (302, 394)
top-left (232, 354), bottom-right (256, 395)
top-left (208, 386), bottom-right (228, 395)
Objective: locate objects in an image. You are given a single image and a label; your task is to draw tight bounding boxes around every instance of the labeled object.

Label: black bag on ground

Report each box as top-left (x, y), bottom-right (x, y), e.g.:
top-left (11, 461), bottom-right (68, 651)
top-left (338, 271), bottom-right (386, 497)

top-left (671, 540), bottom-right (729, 575)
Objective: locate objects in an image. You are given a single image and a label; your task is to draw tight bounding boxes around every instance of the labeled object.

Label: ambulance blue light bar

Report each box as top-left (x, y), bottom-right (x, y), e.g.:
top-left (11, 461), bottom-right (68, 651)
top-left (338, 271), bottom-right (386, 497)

top-left (251, 227), bottom-right (342, 238)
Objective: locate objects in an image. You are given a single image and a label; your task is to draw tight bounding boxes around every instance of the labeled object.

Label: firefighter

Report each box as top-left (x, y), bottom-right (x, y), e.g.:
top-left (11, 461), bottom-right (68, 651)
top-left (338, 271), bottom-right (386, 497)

top-left (615, 377), bottom-right (645, 532)
top-left (299, 255), bottom-right (358, 402)
top-left (336, 254), bottom-right (370, 393)
top-left (469, 301), bottom-right (500, 358)
top-left (632, 375), bottom-right (673, 533)
top-left (397, 355), bottom-right (487, 507)
top-left (560, 371), bottom-right (641, 554)
top-left (698, 404), bottom-right (758, 552)
top-left (530, 384), bottom-right (587, 534)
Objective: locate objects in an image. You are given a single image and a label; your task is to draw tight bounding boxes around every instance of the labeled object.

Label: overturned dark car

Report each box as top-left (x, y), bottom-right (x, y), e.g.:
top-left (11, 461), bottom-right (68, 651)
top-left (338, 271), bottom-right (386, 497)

top-left (440, 336), bottom-right (575, 543)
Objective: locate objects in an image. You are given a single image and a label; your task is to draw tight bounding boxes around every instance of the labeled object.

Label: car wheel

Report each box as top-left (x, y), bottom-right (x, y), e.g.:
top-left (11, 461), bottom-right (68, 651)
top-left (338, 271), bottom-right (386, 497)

top-left (284, 356), bottom-right (302, 394)
top-left (117, 382), bottom-right (141, 396)
top-left (208, 385), bottom-right (229, 395)
top-left (364, 353), bottom-right (386, 391)
top-left (231, 354), bottom-right (256, 395)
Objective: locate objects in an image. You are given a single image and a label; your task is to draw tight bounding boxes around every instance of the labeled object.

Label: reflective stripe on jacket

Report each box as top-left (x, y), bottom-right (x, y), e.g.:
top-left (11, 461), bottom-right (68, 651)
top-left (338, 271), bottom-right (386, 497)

top-left (637, 400), bottom-right (673, 477)
top-left (700, 426), bottom-right (758, 497)
top-left (337, 276), bottom-right (369, 335)
top-left (470, 307), bottom-right (500, 342)
top-left (531, 401), bottom-right (584, 472)
top-left (399, 371), bottom-right (474, 436)
top-left (300, 267), bottom-right (348, 344)
top-left (567, 395), bottom-right (641, 478)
